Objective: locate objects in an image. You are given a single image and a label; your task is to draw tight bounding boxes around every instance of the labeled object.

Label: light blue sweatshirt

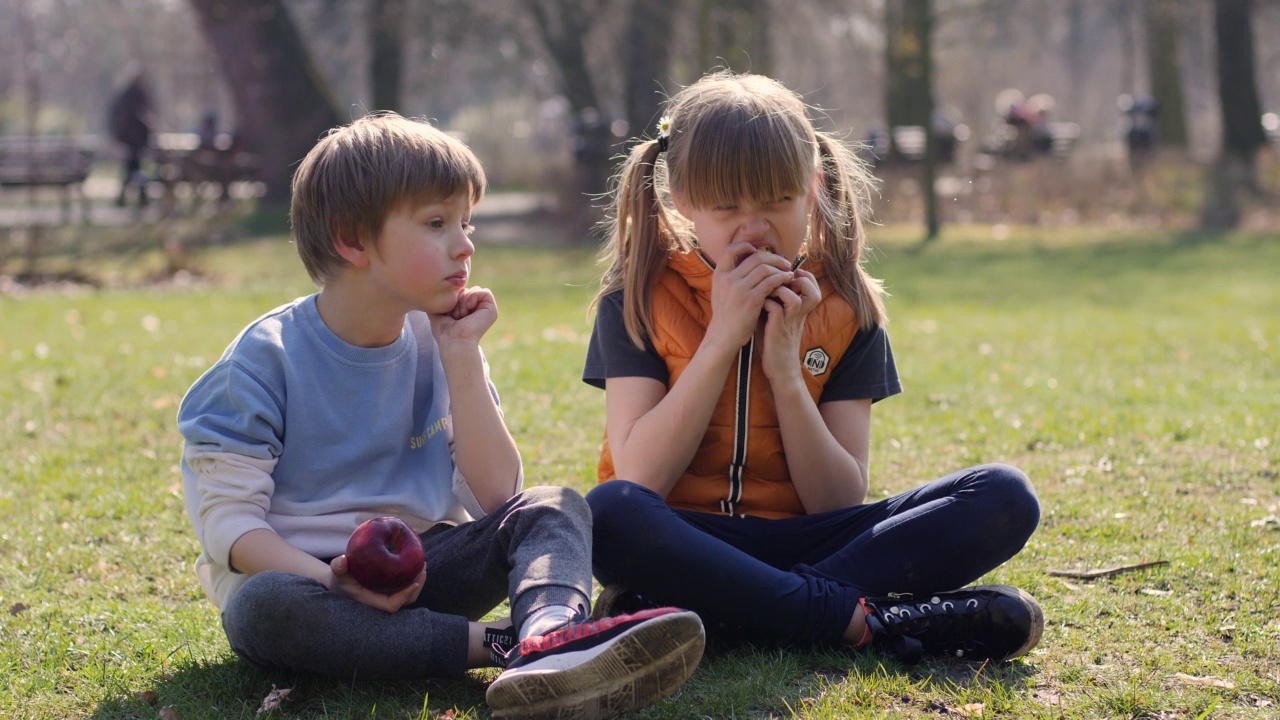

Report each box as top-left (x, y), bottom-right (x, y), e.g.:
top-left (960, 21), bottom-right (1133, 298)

top-left (177, 295), bottom-right (519, 610)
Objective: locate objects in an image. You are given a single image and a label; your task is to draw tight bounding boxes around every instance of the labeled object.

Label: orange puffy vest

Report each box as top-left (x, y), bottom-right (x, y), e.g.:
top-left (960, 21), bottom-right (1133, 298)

top-left (597, 250), bottom-right (859, 518)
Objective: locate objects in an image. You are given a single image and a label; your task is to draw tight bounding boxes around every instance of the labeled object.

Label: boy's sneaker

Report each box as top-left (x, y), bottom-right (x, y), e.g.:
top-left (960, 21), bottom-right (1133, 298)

top-left (862, 584), bottom-right (1043, 664)
top-left (486, 606), bottom-right (705, 720)
top-left (589, 584), bottom-right (656, 620)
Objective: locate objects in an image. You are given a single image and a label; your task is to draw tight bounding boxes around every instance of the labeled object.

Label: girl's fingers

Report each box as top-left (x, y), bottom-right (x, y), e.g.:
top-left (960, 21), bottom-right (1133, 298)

top-left (788, 273), bottom-right (820, 305)
top-left (771, 284), bottom-right (802, 308)
top-left (724, 243), bottom-right (758, 270)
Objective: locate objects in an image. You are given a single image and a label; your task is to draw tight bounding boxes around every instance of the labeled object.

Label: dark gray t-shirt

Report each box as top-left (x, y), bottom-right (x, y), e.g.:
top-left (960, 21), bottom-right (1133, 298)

top-left (583, 291), bottom-right (903, 403)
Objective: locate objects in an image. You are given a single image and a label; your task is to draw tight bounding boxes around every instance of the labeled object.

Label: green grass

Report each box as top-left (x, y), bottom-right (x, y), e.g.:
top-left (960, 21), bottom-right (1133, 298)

top-left (2, 222), bottom-right (1278, 719)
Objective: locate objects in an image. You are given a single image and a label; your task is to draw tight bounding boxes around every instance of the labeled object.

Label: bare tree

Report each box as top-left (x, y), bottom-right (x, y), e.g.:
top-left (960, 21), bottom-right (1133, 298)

top-left (368, 0), bottom-right (406, 112)
top-left (624, 0), bottom-right (679, 141)
top-left (885, 0), bottom-right (939, 240)
top-left (885, 0), bottom-right (929, 131)
top-left (1200, 0), bottom-right (1267, 228)
top-left (696, 0), bottom-right (772, 74)
top-left (188, 0), bottom-right (342, 204)
top-left (1144, 0), bottom-right (1189, 148)
top-left (525, 0), bottom-right (616, 237)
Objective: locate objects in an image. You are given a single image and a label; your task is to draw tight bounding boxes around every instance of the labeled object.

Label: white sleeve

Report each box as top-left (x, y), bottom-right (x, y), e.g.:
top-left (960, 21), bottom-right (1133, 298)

top-left (183, 446), bottom-right (278, 571)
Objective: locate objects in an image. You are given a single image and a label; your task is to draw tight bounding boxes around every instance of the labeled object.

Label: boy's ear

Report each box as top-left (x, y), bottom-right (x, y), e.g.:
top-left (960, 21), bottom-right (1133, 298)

top-left (332, 231), bottom-right (370, 269)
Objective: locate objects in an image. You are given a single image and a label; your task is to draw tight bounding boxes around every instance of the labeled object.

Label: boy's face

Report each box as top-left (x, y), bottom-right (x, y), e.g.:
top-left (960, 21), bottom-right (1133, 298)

top-left (366, 192), bottom-right (476, 315)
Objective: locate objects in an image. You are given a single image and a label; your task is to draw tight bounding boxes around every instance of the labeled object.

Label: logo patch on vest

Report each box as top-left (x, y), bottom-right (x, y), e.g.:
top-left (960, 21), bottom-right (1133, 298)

top-left (803, 347), bottom-right (831, 376)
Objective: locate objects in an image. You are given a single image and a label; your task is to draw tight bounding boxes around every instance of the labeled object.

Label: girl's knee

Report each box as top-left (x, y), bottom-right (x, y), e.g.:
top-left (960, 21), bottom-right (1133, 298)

top-left (585, 480), bottom-right (651, 526)
top-left (980, 463), bottom-right (1040, 534)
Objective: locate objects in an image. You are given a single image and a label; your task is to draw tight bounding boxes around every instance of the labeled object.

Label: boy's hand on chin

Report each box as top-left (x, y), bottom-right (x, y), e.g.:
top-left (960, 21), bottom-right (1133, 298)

top-left (430, 286), bottom-right (498, 346)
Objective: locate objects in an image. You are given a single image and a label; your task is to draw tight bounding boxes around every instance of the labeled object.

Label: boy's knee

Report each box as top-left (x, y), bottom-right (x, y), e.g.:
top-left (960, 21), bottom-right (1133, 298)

top-left (514, 485), bottom-right (590, 524)
top-left (221, 571), bottom-right (336, 673)
top-left (222, 571), bottom-right (301, 640)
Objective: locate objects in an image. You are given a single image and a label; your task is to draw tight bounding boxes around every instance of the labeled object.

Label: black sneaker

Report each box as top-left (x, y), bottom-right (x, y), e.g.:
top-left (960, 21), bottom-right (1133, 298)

top-left (486, 607), bottom-right (705, 720)
top-left (862, 584), bottom-right (1043, 664)
top-left (589, 584), bottom-right (656, 620)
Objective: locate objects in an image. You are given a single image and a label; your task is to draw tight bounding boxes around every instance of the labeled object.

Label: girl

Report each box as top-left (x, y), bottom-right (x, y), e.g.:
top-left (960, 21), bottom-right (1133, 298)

top-left (582, 72), bottom-right (1043, 664)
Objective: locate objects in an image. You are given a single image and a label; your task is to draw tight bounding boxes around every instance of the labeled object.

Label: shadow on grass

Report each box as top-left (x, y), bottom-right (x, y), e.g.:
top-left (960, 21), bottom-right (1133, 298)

top-left (85, 642), bottom-right (1041, 719)
top-left (89, 655), bottom-right (493, 720)
top-left (668, 639), bottom-right (1041, 718)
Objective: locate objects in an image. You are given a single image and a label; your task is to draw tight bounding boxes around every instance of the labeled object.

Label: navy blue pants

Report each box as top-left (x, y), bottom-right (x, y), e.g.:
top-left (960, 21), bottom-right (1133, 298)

top-left (587, 463), bottom-right (1039, 647)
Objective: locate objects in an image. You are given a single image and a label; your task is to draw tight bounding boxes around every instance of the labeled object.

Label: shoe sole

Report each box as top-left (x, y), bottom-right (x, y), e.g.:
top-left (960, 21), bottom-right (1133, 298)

top-left (993, 584), bottom-right (1044, 661)
top-left (487, 610), bottom-right (705, 720)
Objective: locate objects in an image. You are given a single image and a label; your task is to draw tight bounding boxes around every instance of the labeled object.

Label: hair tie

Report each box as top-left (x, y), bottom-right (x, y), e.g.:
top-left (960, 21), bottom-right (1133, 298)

top-left (656, 116), bottom-right (671, 153)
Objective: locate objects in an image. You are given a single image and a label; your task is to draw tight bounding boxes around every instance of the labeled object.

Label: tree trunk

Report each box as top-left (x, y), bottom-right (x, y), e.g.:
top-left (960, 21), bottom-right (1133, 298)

top-left (884, 0), bottom-right (930, 131)
top-left (369, 0), bottom-right (406, 113)
top-left (697, 0), bottom-right (771, 76)
top-left (1212, 0), bottom-right (1265, 160)
top-left (624, 0), bottom-right (677, 142)
top-left (1144, 0), bottom-right (1188, 148)
top-left (188, 0), bottom-right (342, 205)
top-left (885, 0), bottom-right (938, 241)
top-left (916, 0), bottom-right (938, 241)
top-left (527, 0), bottom-right (613, 242)
top-left (1200, 0), bottom-right (1266, 229)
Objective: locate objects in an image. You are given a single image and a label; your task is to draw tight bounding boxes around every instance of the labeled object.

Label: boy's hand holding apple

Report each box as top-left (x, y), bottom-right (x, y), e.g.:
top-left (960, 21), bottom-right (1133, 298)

top-left (330, 516), bottom-right (427, 612)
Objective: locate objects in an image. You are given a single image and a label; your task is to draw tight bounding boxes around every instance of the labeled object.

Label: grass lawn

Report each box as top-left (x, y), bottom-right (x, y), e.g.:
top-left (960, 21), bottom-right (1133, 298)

top-left (1, 221), bottom-right (1277, 719)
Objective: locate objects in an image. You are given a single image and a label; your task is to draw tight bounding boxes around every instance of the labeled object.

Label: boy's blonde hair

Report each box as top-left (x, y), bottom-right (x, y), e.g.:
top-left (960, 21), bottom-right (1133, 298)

top-left (595, 71), bottom-right (886, 348)
top-left (290, 112), bottom-right (487, 285)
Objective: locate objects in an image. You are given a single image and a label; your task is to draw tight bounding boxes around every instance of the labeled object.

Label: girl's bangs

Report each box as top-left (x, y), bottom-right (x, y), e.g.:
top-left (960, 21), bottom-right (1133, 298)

top-left (679, 109), bottom-right (813, 209)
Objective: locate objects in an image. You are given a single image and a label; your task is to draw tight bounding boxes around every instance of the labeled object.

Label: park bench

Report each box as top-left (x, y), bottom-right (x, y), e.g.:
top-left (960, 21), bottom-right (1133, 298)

top-left (861, 124), bottom-right (966, 166)
top-left (978, 120), bottom-right (1081, 164)
top-left (0, 135), bottom-right (97, 223)
top-left (152, 132), bottom-right (260, 204)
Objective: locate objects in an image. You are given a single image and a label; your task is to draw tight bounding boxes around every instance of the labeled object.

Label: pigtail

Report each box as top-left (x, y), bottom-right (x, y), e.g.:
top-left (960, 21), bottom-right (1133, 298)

top-left (811, 132), bottom-right (887, 329)
top-left (593, 139), bottom-right (671, 349)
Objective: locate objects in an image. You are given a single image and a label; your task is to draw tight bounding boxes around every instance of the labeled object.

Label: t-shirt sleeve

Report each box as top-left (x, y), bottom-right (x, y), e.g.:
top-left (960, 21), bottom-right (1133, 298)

top-left (583, 291), bottom-right (668, 389)
top-left (818, 325), bottom-right (904, 403)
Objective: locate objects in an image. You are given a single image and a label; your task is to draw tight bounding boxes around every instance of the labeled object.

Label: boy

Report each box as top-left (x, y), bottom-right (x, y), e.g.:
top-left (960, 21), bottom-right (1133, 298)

top-left (177, 113), bottom-right (704, 719)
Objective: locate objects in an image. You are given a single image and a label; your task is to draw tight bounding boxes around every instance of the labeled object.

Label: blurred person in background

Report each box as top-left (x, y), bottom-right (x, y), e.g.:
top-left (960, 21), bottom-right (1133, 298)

top-left (108, 65), bottom-right (155, 208)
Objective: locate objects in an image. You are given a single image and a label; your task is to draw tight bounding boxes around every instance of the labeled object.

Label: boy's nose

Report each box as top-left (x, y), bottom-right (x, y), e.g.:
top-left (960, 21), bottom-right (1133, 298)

top-left (454, 230), bottom-right (475, 258)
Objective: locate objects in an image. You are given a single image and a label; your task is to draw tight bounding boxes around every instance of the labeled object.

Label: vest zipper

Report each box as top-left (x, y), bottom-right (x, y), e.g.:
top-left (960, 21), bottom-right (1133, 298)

top-left (721, 335), bottom-right (752, 516)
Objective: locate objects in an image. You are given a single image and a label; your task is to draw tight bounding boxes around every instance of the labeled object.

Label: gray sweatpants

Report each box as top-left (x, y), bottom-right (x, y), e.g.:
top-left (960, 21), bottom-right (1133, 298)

top-left (220, 485), bottom-right (593, 680)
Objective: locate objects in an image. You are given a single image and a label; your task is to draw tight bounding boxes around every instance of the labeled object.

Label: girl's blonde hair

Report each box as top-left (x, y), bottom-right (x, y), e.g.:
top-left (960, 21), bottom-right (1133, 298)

top-left (291, 112), bottom-right (486, 285)
top-left (593, 71), bottom-right (886, 348)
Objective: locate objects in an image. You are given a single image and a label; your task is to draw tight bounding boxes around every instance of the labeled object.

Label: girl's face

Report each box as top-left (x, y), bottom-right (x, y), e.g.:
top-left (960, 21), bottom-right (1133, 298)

top-left (672, 177), bottom-right (815, 267)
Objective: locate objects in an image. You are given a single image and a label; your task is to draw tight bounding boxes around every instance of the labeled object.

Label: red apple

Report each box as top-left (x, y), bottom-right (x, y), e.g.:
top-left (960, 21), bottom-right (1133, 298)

top-left (345, 516), bottom-right (425, 594)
